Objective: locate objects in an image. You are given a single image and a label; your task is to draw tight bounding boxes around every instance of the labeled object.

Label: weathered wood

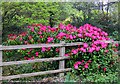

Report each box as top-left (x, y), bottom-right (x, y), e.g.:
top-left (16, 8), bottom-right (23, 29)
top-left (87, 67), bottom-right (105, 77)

top-left (2, 68), bottom-right (72, 80)
top-left (62, 42), bottom-right (83, 46)
top-left (0, 42), bottom-right (84, 50)
top-left (100, 40), bottom-right (120, 44)
top-left (0, 45), bottom-right (2, 83)
top-left (0, 44), bottom-right (61, 50)
top-left (0, 40), bottom-right (119, 81)
top-left (0, 40), bottom-right (119, 50)
top-left (59, 41), bottom-right (65, 77)
top-left (0, 56), bottom-right (70, 67)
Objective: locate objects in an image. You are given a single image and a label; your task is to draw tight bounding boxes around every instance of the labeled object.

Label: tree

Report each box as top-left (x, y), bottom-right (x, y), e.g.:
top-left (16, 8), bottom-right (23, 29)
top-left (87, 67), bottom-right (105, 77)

top-left (2, 2), bottom-right (74, 41)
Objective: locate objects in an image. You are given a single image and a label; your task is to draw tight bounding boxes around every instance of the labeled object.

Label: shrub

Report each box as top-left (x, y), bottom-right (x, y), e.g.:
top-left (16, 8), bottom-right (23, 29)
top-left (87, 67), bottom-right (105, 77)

top-left (3, 23), bottom-right (119, 82)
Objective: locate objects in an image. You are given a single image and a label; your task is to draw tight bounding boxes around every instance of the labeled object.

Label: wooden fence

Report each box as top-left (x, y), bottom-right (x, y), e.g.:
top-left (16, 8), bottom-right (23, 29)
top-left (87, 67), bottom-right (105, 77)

top-left (0, 40), bottom-right (119, 81)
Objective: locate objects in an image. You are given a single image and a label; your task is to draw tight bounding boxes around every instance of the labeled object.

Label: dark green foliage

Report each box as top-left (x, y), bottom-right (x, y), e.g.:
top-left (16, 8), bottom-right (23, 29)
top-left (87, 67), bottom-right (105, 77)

top-left (68, 2), bottom-right (119, 35)
top-left (2, 2), bottom-right (75, 41)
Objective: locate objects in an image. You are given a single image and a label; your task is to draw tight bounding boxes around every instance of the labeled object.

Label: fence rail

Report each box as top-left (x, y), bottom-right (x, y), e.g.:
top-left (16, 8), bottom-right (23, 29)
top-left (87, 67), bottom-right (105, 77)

top-left (0, 56), bottom-right (70, 67)
top-left (0, 42), bottom-right (84, 50)
top-left (2, 68), bottom-right (72, 80)
top-left (0, 40), bottom-right (119, 81)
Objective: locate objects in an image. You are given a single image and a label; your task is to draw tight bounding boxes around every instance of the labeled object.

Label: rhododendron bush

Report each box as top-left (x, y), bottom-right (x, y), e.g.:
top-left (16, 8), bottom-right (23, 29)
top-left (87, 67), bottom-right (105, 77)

top-left (3, 23), bottom-right (118, 78)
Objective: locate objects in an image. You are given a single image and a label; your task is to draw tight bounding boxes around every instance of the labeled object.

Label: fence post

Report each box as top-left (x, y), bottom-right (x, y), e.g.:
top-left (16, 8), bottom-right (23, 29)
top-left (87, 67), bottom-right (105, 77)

top-left (59, 41), bottom-right (65, 77)
top-left (0, 45), bottom-right (2, 83)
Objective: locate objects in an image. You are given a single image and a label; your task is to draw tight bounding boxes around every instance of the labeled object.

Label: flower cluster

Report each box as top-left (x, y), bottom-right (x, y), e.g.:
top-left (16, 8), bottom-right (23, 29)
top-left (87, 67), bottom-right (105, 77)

top-left (4, 23), bottom-right (118, 76)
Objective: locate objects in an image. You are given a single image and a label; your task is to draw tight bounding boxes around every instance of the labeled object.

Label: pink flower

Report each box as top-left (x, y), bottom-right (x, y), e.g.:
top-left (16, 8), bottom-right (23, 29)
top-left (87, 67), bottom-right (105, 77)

top-left (77, 29), bottom-right (82, 33)
top-left (82, 60), bottom-right (84, 62)
top-left (106, 38), bottom-right (110, 40)
top-left (66, 34), bottom-right (69, 39)
top-left (87, 60), bottom-right (92, 63)
top-left (31, 56), bottom-right (35, 60)
top-left (47, 47), bottom-right (51, 51)
top-left (42, 47), bottom-right (46, 52)
top-left (28, 52), bottom-right (30, 55)
top-left (24, 56), bottom-right (28, 60)
top-left (8, 34), bottom-right (17, 40)
top-left (50, 28), bottom-right (56, 32)
top-left (115, 43), bottom-right (119, 47)
top-left (79, 47), bottom-right (85, 52)
top-left (35, 52), bottom-right (39, 57)
top-left (86, 33), bottom-right (92, 37)
top-left (74, 61), bottom-right (82, 69)
top-left (101, 31), bottom-right (108, 36)
top-left (69, 35), bottom-right (73, 40)
top-left (27, 26), bottom-right (31, 28)
top-left (78, 34), bottom-right (82, 38)
top-left (73, 35), bottom-right (76, 39)
top-left (57, 32), bottom-right (66, 37)
top-left (101, 43), bottom-right (108, 48)
top-left (94, 40), bottom-right (100, 45)
top-left (47, 37), bottom-right (54, 43)
top-left (59, 23), bottom-right (65, 29)
top-left (83, 43), bottom-right (88, 48)
top-left (65, 54), bottom-right (69, 56)
top-left (40, 26), bottom-right (46, 31)
top-left (80, 47), bottom-right (86, 52)
top-left (74, 63), bottom-right (78, 69)
top-left (85, 33), bottom-right (89, 37)
top-left (84, 63), bottom-right (89, 69)
top-left (20, 32), bottom-right (27, 36)
top-left (24, 41), bottom-right (28, 44)
top-left (104, 32), bottom-right (108, 36)
top-left (66, 26), bottom-right (71, 31)
top-left (92, 44), bottom-right (97, 48)
top-left (30, 48), bottom-right (33, 51)
top-left (97, 28), bottom-right (101, 32)
top-left (56, 48), bottom-right (59, 52)
top-left (92, 36), bottom-right (96, 39)
top-left (40, 36), bottom-right (43, 38)
top-left (22, 48), bottom-right (26, 50)
top-left (38, 31), bottom-right (42, 35)
top-left (19, 37), bottom-right (22, 41)
top-left (72, 49), bottom-right (78, 54)
top-left (84, 24), bottom-right (91, 29)
top-left (27, 58), bottom-right (31, 60)
top-left (28, 36), bottom-right (32, 40)
top-left (82, 49), bottom-right (86, 52)
top-left (47, 29), bottom-right (51, 32)
top-left (105, 50), bottom-right (109, 53)
top-left (93, 31), bottom-right (99, 35)
top-left (88, 47), bottom-right (95, 53)
top-left (96, 47), bottom-right (100, 51)
top-left (103, 67), bottom-right (106, 72)
top-left (84, 65), bottom-right (88, 69)
top-left (77, 61), bottom-right (82, 65)
top-left (31, 27), bottom-right (34, 32)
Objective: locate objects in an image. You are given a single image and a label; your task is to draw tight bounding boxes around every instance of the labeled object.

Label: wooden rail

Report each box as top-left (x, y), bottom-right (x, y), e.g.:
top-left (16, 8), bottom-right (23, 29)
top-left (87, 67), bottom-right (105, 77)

top-left (0, 56), bottom-right (70, 67)
top-left (0, 45), bottom-right (2, 82)
top-left (100, 40), bottom-right (120, 43)
top-left (0, 42), bottom-right (84, 50)
top-left (59, 41), bottom-right (65, 77)
top-left (0, 41), bottom-right (119, 81)
top-left (0, 41), bottom-right (77, 81)
top-left (2, 68), bottom-right (72, 80)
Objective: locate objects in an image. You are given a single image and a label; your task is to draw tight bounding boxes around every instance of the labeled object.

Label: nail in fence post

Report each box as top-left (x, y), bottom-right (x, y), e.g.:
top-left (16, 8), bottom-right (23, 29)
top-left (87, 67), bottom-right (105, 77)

top-left (59, 41), bottom-right (65, 77)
